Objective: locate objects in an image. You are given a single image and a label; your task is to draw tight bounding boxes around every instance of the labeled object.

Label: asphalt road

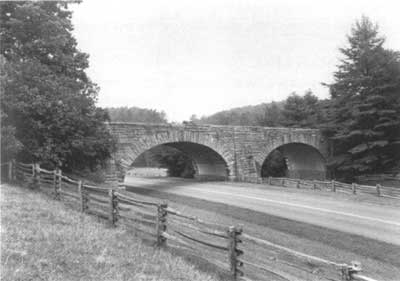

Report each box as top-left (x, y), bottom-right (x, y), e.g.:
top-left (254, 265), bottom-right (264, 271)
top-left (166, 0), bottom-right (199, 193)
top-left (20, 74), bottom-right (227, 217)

top-left (124, 176), bottom-right (400, 246)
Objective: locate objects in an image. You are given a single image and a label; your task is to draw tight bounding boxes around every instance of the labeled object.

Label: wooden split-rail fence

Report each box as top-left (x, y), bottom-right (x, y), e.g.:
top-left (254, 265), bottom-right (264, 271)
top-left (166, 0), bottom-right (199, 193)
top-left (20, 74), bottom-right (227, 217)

top-left (238, 175), bottom-right (400, 200)
top-left (1, 160), bottom-right (381, 281)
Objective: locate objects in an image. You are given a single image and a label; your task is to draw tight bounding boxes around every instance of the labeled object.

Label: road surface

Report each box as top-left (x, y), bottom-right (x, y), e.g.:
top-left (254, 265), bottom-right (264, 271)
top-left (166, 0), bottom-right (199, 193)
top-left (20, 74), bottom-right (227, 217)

top-left (124, 176), bottom-right (400, 246)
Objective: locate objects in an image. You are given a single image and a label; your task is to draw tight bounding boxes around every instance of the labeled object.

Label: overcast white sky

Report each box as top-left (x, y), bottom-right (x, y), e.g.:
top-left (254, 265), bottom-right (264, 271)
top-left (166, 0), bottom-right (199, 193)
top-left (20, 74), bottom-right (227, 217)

top-left (71, 0), bottom-right (400, 122)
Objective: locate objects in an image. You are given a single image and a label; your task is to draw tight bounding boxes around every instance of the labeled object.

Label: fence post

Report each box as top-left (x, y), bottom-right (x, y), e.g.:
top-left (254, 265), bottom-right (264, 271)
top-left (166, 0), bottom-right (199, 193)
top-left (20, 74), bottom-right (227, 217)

top-left (53, 169), bottom-right (57, 198)
top-left (108, 189), bottom-right (117, 226)
top-left (376, 184), bottom-right (381, 197)
top-left (53, 168), bottom-right (61, 200)
top-left (331, 180), bottom-right (336, 192)
top-left (11, 160), bottom-right (16, 181)
top-left (352, 183), bottom-right (357, 194)
top-left (78, 181), bottom-right (88, 212)
top-left (29, 164), bottom-right (36, 189)
top-left (7, 161), bottom-right (13, 182)
top-left (35, 163), bottom-right (41, 189)
top-left (341, 261), bottom-right (362, 281)
top-left (58, 168), bottom-right (62, 193)
top-left (228, 226), bottom-right (243, 279)
top-left (341, 265), bottom-right (351, 281)
top-left (156, 202), bottom-right (168, 247)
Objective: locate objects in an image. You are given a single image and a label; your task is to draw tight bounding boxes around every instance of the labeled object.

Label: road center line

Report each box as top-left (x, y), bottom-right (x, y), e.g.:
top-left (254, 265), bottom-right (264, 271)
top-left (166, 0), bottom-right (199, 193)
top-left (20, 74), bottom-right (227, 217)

top-left (171, 186), bottom-right (400, 227)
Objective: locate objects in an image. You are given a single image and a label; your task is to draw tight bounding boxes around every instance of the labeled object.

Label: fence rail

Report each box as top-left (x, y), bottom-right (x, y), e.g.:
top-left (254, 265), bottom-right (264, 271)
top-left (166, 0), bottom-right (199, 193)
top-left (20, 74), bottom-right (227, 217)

top-left (260, 176), bottom-right (399, 200)
top-left (1, 160), bottom-right (381, 281)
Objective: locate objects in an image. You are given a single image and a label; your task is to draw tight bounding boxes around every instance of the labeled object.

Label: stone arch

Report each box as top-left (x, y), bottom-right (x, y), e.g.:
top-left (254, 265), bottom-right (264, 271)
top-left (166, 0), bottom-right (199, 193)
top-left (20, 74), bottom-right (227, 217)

top-left (112, 132), bottom-right (234, 181)
top-left (258, 142), bottom-right (327, 180)
top-left (130, 142), bottom-right (230, 180)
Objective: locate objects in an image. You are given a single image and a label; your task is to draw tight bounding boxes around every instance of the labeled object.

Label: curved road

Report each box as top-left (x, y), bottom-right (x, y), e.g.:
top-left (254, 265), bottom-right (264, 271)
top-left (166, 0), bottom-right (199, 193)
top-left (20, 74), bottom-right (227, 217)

top-left (124, 177), bottom-right (400, 245)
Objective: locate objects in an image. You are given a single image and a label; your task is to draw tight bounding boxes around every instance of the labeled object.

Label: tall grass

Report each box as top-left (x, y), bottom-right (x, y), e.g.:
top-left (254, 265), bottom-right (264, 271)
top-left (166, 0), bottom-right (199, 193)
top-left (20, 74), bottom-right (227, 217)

top-left (0, 184), bottom-right (219, 281)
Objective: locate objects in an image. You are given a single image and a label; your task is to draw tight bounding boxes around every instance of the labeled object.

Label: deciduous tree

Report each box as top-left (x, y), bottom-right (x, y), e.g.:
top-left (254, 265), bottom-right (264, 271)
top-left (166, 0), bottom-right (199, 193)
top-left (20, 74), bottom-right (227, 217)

top-left (281, 91), bottom-right (323, 128)
top-left (0, 2), bottom-right (115, 170)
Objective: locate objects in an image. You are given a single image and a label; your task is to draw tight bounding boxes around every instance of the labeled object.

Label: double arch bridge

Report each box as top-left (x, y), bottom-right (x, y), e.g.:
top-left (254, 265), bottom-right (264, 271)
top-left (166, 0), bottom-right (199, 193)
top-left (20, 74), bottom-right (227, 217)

top-left (107, 122), bottom-right (329, 182)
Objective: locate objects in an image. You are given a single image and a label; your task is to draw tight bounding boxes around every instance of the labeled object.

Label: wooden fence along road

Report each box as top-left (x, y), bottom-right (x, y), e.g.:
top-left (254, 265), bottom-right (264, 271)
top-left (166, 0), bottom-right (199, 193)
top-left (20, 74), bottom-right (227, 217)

top-left (1, 160), bottom-right (386, 281)
top-left (246, 176), bottom-right (399, 200)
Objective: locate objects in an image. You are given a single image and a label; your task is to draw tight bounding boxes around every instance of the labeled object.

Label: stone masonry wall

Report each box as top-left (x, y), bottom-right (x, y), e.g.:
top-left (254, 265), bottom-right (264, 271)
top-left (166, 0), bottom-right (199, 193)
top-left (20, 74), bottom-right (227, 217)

top-left (107, 122), bottom-right (329, 181)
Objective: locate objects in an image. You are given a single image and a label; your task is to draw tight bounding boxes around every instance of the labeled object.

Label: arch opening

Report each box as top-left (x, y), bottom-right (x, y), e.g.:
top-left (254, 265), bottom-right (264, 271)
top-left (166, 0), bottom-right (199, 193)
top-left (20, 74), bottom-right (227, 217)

top-left (261, 143), bottom-right (326, 180)
top-left (128, 142), bottom-right (229, 181)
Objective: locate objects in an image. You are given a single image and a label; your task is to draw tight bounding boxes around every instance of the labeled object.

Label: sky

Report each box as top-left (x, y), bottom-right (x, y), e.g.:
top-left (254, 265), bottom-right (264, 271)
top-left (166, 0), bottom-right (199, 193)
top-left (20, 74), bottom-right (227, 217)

top-left (71, 0), bottom-right (400, 122)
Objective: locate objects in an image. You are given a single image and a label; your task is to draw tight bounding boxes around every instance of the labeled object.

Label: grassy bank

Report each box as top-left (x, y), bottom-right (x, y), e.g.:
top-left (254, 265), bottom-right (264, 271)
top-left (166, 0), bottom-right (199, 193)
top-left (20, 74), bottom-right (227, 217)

top-left (0, 184), bottom-right (220, 281)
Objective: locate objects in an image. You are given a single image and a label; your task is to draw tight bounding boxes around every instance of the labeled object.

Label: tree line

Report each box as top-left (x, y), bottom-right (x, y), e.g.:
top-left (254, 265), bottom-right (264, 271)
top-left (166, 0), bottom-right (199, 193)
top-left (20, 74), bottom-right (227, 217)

top-left (107, 107), bottom-right (167, 124)
top-left (191, 91), bottom-right (329, 129)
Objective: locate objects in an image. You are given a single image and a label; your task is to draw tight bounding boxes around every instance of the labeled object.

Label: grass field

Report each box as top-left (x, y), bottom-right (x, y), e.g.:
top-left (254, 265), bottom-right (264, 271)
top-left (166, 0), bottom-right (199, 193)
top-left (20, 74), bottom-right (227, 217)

top-left (0, 183), bottom-right (220, 281)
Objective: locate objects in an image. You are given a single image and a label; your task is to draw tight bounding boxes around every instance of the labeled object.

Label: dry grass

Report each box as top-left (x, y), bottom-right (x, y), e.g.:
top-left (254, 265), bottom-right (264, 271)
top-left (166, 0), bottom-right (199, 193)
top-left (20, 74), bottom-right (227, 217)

top-left (0, 184), bottom-right (221, 281)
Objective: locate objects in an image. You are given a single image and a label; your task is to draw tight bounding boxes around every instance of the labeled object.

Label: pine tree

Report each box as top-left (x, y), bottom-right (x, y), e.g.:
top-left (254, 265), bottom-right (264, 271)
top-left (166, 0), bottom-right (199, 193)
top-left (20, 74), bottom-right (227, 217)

top-left (327, 16), bottom-right (400, 179)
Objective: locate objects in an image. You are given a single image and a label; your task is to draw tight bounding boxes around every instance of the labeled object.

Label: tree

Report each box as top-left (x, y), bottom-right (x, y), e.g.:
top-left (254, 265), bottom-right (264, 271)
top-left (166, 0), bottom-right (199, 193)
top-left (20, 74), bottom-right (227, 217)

top-left (261, 150), bottom-right (287, 178)
top-left (197, 102), bottom-right (285, 127)
top-left (0, 56), bottom-right (22, 162)
top-left (160, 153), bottom-right (195, 178)
top-left (189, 114), bottom-right (198, 123)
top-left (281, 91), bottom-right (323, 128)
top-left (0, 2), bottom-right (115, 170)
top-left (107, 107), bottom-right (168, 123)
top-left (326, 16), bottom-right (400, 179)
top-left (257, 102), bottom-right (284, 127)
top-left (133, 146), bottom-right (195, 178)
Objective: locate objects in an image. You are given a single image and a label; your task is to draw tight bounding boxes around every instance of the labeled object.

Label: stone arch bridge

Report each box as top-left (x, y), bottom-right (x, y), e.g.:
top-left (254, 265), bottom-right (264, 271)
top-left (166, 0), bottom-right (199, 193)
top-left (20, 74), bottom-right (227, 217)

top-left (107, 122), bottom-right (329, 182)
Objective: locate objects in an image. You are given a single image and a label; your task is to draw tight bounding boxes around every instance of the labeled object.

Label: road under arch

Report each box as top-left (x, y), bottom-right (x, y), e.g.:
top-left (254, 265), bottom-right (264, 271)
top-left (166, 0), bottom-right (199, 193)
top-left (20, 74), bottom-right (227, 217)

top-left (261, 143), bottom-right (327, 180)
top-left (129, 142), bottom-right (229, 181)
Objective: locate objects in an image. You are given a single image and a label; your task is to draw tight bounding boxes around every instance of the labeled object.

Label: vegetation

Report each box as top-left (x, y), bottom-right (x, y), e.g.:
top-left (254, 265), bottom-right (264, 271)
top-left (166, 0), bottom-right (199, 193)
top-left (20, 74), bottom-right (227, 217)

top-left (107, 106), bottom-right (168, 124)
top-left (0, 2), bottom-right (115, 170)
top-left (0, 55), bottom-right (22, 162)
top-left (325, 16), bottom-right (400, 180)
top-left (281, 91), bottom-right (328, 128)
top-left (0, 183), bottom-right (219, 281)
top-left (257, 101), bottom-right (284, 127)
top-left (260, 150), bottom-right (287, 178)
top-left (192, 101), bottom-right (285, 126)
top-left (133, 146), bottom-right (196, 178)
top-left (193, 93), bottom-right (328, 129)
top-left (159, 153), bottom-right (195, 178)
